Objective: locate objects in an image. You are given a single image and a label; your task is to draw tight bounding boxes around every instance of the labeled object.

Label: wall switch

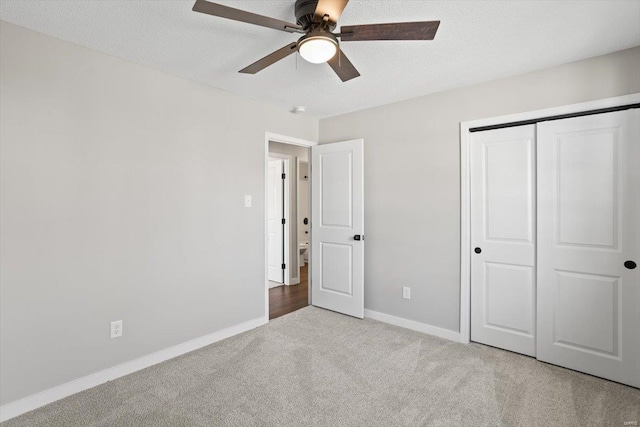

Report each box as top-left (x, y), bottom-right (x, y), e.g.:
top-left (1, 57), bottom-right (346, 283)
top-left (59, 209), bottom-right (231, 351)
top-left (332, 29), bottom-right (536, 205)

top-left (402, 287), bottom-right (411, 300)
top-left (110, 320), bottom-right (123, 338)
top-left (244, 195), bottom-right (252, 208)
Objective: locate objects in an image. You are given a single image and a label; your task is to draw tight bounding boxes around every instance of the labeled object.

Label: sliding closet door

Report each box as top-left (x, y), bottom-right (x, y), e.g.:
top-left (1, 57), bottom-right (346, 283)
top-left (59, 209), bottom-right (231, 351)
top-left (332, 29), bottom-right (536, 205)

top-left (470, 125), bottom-right (537, 356)
top-left (537, 109), bottom-right (640, 388)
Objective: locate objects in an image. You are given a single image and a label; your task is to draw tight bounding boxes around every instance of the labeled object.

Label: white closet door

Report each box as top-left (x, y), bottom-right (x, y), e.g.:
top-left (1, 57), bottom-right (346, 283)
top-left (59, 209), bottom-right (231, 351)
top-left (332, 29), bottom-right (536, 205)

top-left (537, 110), bottom-right (640, 388)
top-left (471, 125), bottom-right (537, 356)
top-left (267, 159), bottom-right (284, 283)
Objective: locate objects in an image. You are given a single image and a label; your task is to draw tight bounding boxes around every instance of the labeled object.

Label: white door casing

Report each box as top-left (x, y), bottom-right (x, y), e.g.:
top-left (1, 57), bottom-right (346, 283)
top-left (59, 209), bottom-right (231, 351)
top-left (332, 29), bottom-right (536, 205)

top-left (311, 139), bottom-right (364, 318)
top-left (470, 125), bottom-right (537, 356)
top-left (537, 109), bottom-right (640, 388)
top-left (267, 159), bottom-right (284, 283)
top-left (298, 159), bottom-right (310, 268)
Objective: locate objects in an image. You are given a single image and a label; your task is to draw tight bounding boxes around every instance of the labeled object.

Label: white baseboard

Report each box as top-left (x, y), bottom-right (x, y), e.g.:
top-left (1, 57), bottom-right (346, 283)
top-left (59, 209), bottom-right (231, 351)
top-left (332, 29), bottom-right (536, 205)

top-left (364, 309), bottom-right (463, 343)
top-left (0, 316), bottom-right (267, 423)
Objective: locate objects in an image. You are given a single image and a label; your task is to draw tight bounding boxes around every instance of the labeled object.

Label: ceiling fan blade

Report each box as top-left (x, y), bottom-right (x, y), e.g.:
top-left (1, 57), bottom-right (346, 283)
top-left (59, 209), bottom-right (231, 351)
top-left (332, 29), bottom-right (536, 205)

top-left (193, 0), bottom-right (303, 33)
top-left (313, 0), bottom-right (349, 26)
top-left (327, 49), bottom-right (360, 82)
top-left (239, 43), bottom-right (298, 74)
top-left (339, 21), bottom-right (440, 41)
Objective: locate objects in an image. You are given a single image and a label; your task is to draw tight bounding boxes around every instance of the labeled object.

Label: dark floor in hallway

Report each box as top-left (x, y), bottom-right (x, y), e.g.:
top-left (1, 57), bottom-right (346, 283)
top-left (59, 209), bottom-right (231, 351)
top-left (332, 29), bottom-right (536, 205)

top-left (269, 264), bottom-right (308, 320)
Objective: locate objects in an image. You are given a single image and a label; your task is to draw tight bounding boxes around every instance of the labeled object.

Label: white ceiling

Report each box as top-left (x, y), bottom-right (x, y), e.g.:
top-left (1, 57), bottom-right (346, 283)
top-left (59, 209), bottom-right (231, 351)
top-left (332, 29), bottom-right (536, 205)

top-left (1, 1), bottom-right (639, 118)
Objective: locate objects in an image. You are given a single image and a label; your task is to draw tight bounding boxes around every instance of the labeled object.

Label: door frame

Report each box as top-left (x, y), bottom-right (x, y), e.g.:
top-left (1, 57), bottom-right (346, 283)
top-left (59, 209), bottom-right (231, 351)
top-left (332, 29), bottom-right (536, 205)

top-left (267, 154), bottom-right (291, 286)
top-left (264, 132), bottom-right (317, 322)
top-left (297, 158), bottom-right (310, 279)
top-left (459, 93), bottom-right (640, 344)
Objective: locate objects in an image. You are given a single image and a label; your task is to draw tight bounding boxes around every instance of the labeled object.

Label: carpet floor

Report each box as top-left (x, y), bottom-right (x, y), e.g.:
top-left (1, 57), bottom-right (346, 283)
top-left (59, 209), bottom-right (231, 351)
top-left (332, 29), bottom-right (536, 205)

top-left (3, 306), bottom-right (639, 426)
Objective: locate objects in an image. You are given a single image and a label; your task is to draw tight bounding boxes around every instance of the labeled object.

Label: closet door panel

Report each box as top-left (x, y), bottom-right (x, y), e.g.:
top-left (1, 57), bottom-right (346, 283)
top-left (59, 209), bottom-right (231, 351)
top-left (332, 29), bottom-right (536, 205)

top-left (470, 125), bottom-right (536, 356)
top-left (537, 109), bottom-right (640, 388)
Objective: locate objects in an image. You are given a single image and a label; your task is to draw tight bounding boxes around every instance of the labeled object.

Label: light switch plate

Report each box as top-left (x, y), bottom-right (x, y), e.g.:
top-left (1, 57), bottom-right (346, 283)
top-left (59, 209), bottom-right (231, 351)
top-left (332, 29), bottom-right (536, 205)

top-left (244, 195), bottom-right (252, 207)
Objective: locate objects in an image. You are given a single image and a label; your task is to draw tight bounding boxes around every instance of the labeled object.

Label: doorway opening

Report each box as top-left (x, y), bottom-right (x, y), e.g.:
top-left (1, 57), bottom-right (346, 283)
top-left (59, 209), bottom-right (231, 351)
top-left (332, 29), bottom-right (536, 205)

top-left (265, 135), bottom-right (314, 320)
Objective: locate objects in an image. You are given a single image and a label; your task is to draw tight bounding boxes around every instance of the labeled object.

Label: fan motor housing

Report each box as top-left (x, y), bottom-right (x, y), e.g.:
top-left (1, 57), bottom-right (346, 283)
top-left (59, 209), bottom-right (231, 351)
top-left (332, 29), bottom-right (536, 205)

top-left (295, 0), bottom-right (336, 31)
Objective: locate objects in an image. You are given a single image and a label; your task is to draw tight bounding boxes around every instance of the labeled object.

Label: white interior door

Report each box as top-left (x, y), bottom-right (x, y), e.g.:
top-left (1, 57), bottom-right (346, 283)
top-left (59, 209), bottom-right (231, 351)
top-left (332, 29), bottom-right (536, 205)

top-left (537, 109), bottom-right (640, 388)
top-left (311, 139), bottom-right (364, 318)
top-left (267, 159), bottom-right (284, 283)
top-left (470, 125), bottom-right (537, 356)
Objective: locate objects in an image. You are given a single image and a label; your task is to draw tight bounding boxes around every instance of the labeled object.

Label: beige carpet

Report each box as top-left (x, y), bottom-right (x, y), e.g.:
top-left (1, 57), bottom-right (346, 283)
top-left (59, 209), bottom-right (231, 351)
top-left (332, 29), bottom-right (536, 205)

top-left (3, 306), bottom-right (639, 426)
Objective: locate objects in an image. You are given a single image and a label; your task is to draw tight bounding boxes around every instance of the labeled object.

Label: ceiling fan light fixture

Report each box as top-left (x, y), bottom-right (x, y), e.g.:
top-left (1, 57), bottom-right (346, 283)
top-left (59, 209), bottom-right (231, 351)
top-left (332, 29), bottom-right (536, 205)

top-left (192, 0), bottom-right (441, 81)
top-left (297, 32), bottom-right (338, 64)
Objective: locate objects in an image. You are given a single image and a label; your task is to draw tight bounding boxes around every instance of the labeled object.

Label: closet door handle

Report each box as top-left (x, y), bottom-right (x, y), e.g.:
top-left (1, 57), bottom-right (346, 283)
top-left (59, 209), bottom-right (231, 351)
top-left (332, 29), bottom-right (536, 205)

top-left (354, 235), bottom-right (362, 241)
top-left (624, 260), bottom-right (637, 270)
top-left (474, 247), bottom-right (482, 254)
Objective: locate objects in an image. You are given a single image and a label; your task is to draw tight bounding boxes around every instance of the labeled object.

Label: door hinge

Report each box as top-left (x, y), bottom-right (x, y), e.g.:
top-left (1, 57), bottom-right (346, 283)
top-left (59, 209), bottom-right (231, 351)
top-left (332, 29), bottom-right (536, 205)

top-left (282, 263), bottom-right (286, 270)
top-left (281, 218), bottom-right (286, 225)
top-left (282, 173), bottom-right (286, 180)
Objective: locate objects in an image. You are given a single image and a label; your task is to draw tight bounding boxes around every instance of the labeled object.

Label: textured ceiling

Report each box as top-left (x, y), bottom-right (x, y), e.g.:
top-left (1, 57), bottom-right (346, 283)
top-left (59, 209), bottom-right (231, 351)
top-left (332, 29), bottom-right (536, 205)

top-left (1, 1), bottom-right (639, 118)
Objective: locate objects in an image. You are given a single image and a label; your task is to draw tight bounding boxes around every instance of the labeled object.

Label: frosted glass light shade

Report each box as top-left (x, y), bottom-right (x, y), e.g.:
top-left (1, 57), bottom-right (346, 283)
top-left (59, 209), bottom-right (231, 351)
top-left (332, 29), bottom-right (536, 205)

top-left (298, 36), bottom-right (338, 64)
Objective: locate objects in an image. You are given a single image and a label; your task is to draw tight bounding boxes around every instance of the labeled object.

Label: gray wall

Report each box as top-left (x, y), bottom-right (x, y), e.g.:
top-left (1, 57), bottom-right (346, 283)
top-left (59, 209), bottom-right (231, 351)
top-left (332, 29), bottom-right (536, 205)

top-left (0, 21), bottom-right (317, 405)
top-left (320, 46), bottom-right (640, 332)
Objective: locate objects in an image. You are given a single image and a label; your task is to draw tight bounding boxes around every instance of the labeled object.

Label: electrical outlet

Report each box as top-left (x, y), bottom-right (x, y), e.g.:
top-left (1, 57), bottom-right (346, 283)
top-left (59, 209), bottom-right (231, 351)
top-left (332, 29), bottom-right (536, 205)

top-left (110, 320), bottom-right (123, 339)
top-left (402, 287), bottom-right (411, 300)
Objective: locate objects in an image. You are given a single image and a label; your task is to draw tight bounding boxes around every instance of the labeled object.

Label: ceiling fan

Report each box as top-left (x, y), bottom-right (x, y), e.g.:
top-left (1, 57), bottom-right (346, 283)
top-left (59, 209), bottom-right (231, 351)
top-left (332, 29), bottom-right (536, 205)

top-left (192, 0), bottom-right (440, 82)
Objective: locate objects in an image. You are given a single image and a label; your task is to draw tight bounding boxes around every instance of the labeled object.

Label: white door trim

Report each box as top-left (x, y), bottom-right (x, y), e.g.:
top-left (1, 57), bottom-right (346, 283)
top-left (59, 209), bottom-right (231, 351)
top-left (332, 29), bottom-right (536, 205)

top-left (459, 93), bottom-right (640, 344)
top-left (296, 158), bottom-right (310, 284)
top-left (264, 133), bottom-right (316, 322)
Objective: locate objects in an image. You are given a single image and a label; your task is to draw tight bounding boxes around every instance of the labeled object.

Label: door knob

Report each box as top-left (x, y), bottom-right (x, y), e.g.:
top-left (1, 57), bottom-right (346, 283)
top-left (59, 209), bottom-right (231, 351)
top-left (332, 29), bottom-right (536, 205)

top-left (624, 260), bottom-right (637, 270)
top-left (354, 235), bottom-right (363, 241)
top-left (474, 247), bottom-right (482, 254)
